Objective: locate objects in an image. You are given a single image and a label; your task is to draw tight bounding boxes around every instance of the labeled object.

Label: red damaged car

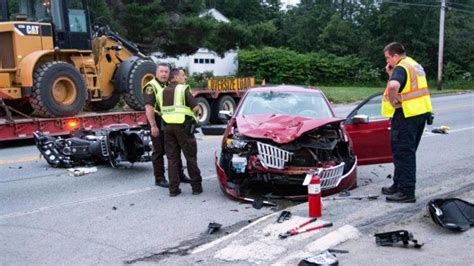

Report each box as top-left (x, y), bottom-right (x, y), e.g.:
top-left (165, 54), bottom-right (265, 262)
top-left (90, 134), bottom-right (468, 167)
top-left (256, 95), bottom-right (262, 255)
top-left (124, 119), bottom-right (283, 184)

top-left (214, 85), bottom-right (392, 200)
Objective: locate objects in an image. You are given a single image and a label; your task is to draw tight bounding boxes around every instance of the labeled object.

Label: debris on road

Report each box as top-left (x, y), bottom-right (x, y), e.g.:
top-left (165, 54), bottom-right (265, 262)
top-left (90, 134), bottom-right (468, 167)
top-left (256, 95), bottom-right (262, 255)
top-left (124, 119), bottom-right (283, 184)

top-left (279, 218), bottom-right (333, 239)
top-left (277, 211), bottom-right (292, 223)
top-left (427, 198), bottom-right (474, 232)
top-left (8, 166), bottom-right (22, 169)
top-left (330, 194), bottom-right (379, 201)
top-left (242, 197), bottom-right (277, 209)
top-left (327, 249), bottom-right (349, 254)
top-left (431, 125), bottom-right (450, 134)
top-left (374, 230), bottom-right (423, 248)
top-left (207, 222), bottom-right (222, 234)
top-left (298, 250), bottom-right (339, 266)
top-left (328, 191), bottom-right (379, 201)
top-left (67, 166), bottom-right (98, 177)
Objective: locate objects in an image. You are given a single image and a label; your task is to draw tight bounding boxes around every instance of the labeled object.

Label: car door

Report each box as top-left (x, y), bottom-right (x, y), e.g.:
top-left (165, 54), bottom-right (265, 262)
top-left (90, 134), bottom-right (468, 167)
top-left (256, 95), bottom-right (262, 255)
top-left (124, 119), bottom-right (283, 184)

top-left (344, 93), bottom-right (392, 165)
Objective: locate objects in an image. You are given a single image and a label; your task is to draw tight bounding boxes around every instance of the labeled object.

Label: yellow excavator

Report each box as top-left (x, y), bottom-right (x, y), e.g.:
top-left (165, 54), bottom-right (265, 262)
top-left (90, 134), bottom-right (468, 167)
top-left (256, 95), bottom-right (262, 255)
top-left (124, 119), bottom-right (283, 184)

top-left (0, 0), bottom-right (155, 117)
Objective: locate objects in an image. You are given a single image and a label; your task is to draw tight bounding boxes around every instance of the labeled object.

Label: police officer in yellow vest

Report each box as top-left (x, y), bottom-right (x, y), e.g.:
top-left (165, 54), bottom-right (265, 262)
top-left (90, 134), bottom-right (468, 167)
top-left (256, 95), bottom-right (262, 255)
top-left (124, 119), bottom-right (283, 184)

top-left (381, 42), bottom-right (432, 203)
top-left (158, 68), bottom-right (202, 197)
top-left (143, 63), bottom-right (191, 188)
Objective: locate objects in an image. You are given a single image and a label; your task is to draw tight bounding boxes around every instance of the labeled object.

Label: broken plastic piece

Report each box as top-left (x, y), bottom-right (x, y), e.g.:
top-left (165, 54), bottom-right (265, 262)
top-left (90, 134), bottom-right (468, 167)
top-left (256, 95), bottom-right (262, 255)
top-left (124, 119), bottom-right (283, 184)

top-left (327, 249), bottom-right (349, 254)
top-left (427, 198), bottom-right (474, 232)
top-left (207, 222), bottom-right (222, 234)
top-left (298, 250), bottom-right (339, 266)
top-left (374, 230), bottom-right (423, 248)
top-left (252, 198), bottom-right (264, 209)
top-left (242, 197), bottom-right (277, 208)
top-left (277, 211), bottom-right (292, 223)
top-left (67, 167), bottom-right (98, 177)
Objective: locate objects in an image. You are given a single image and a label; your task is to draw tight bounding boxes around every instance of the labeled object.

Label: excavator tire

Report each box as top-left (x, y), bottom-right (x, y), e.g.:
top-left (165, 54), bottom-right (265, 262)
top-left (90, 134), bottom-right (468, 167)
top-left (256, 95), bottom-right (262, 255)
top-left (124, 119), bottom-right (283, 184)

top-left (30, 61), bottom-right (87, 117)
top-left (88, 91), bottom-right (121, 111)
top-left (122, 59), bottom-right (156, 111)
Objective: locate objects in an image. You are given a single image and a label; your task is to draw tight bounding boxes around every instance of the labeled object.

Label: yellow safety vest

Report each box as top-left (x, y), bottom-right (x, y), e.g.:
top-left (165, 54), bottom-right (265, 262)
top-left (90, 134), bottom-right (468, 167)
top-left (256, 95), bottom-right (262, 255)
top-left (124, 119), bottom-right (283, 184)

top-left (381, 57), bottom-right (433, 118)
top-left (159, 84), bottom-right (198, 124)
top-left (143, 79), bottom-right (164, 113)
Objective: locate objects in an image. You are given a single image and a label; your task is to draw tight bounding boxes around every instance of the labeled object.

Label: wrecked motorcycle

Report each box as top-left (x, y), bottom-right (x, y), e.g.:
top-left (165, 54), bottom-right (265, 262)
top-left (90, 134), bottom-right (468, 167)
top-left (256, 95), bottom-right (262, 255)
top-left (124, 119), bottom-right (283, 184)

top-left (34, 126), bottom-right (152, 168)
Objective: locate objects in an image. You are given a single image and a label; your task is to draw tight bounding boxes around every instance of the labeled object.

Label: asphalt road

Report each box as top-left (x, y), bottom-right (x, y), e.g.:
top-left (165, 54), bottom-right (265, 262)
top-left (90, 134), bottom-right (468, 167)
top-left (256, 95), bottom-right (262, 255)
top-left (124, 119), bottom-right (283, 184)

top-left (0, 92), bottom-right (472, 264)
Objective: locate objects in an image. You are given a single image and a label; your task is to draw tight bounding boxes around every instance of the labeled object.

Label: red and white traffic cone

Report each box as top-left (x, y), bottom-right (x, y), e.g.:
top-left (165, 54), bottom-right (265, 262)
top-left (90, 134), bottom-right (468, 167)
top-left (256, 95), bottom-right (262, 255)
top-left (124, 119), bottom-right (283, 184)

top-left (308, 173), bottom-right (322, 218)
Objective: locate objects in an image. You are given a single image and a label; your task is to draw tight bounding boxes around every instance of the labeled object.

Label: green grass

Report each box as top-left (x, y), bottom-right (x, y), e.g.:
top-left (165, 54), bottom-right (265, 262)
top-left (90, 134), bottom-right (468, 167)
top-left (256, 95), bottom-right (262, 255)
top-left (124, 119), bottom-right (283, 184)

top-left (319, 85), bottom-right (474, 104)
top-left (318, 86), bottom-right (383, 103)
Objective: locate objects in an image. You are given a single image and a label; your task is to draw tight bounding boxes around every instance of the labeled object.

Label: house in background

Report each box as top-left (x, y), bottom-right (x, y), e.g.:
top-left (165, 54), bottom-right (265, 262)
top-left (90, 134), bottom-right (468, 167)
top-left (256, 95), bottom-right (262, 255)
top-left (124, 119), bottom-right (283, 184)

top-left (151, 8), bottom-right (237, 76)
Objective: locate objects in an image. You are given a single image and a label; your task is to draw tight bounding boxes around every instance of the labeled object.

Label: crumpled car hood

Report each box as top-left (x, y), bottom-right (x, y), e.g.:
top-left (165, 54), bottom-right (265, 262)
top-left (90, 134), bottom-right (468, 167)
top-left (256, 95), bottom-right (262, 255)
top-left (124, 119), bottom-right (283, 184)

top-left (236, 114), bottom-right (345, 144)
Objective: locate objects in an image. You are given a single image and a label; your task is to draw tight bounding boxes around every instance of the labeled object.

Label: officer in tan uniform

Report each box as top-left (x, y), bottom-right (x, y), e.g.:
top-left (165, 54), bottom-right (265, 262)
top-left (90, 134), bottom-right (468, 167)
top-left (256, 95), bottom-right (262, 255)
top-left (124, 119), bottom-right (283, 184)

top-left (143, 63), bottom-right (191, 188)
top-left (157, 68), bottom-right (202, 196)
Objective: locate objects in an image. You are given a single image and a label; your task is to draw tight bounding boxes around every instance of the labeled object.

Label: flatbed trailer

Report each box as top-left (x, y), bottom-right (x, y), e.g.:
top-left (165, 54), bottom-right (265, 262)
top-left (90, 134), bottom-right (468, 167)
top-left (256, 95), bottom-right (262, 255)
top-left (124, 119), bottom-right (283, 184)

top-left (0, 76), bottom-right (256, 141)
top-left (191, 77), bottom-right (255, 125)
top-left (0, 109), bottom-right (147, 142)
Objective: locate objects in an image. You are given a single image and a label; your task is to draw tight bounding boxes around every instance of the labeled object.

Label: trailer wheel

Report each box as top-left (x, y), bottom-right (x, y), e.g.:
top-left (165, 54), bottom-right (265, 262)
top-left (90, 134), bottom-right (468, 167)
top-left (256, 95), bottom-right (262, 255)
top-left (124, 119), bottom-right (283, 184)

top-left (196, 97), bottom-right (211, 125)
top-left (122, 59), bottom-right (156, 111)
top-left (30, 61), bottom-right (87, 117)
top-left (212, 95), bottom-right (236, 124)
top-left (88, 91), bottom-right (121, 111)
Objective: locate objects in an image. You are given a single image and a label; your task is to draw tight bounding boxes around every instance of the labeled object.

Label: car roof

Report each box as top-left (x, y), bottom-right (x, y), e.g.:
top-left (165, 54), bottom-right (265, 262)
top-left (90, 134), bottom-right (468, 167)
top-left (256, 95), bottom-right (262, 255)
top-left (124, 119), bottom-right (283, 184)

top-left (246, 85), bottom-right (323, 94)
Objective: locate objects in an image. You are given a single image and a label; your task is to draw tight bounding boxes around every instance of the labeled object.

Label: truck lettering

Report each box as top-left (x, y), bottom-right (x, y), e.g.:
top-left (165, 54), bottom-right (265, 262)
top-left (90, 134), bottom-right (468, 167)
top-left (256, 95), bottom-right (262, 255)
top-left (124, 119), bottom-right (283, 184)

top-left (207, 77), bottom-right (255, 91)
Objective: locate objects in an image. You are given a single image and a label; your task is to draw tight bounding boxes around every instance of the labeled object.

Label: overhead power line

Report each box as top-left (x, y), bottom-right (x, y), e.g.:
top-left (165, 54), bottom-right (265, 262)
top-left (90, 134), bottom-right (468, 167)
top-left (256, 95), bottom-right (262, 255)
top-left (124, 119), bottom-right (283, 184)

top-left (383, 1), bottom-right (474, 14)
top-left (383, 1), bottom-right (439, 8)
top-left (448, 6), bottom-right (474, 14)
top-left (448, 2), bottom-right (474, 9)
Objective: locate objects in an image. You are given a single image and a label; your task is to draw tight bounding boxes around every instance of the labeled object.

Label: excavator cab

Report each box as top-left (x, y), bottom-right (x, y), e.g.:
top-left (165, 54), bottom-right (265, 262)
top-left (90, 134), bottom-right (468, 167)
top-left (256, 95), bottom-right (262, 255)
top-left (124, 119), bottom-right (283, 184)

top-left (16, 0), bottom-right (91, 49)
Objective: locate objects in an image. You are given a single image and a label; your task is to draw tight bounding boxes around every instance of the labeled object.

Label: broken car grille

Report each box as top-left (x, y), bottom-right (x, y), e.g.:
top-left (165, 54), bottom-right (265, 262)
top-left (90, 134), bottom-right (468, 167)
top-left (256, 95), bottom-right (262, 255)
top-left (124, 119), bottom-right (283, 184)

top-left (257, 142), bottom-right (293, 169)
top-left (320, 162), bottom-right (346, 190)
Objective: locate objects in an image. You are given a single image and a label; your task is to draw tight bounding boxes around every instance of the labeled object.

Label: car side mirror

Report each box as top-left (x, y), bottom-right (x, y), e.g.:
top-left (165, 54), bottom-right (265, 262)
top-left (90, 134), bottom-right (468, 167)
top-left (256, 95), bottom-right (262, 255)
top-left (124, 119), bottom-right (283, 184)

top-left (218, 110), bottom-right (233, 120)
top-left (352, 114), bottom-right (369, 124)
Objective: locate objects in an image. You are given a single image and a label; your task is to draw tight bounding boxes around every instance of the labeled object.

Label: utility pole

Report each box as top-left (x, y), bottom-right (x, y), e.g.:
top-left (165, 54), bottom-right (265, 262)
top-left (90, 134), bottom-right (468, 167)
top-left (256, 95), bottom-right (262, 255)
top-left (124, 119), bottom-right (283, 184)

top-left (437, 0), bottom-right (446, 90)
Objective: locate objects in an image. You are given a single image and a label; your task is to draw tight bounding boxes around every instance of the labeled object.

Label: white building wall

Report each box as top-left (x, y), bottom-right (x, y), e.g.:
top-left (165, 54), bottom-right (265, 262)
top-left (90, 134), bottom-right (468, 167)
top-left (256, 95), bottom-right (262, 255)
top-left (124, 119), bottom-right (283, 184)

top-left (151, 9), bottom-right (238, 77)
top-left (152, 48), bottom-right (238, 77)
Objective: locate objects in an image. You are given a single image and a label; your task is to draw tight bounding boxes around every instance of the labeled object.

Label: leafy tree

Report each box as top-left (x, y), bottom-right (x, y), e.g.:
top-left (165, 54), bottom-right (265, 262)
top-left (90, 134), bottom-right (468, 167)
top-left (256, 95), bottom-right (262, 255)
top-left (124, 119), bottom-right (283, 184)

top-left (318, 14), bottom-right (360, 56)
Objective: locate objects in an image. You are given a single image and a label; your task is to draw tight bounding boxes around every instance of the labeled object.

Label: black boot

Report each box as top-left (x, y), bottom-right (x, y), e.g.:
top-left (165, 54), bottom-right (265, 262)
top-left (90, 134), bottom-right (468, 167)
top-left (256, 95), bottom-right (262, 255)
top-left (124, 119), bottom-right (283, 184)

top-left (381, 184), bottom-right (397, 195)
top-left (155, 179), bottom-right (169, 188)
top-left (386, 192), bottom-right (416, 203)
top-left (169, 188), bottom-right (182, 197)
top-left (180, 172), bottom-right (192, 183)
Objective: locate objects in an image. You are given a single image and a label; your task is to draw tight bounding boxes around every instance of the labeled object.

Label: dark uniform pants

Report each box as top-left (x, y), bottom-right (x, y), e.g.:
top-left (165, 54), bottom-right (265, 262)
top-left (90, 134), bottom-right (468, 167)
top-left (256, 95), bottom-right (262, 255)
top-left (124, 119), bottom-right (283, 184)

top-left (391, 109), bottom-right (428, 196)
top-left (151, 131), bottom-right (184, 182)
top-left (163, 124), bottom-right (202, 193)
top-left (151, 133), bottom-right (166, 182)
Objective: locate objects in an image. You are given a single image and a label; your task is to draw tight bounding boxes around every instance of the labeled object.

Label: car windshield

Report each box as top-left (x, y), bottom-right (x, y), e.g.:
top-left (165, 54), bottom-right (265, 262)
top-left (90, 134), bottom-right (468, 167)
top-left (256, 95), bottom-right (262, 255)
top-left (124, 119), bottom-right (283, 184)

top-left (237, 90), bottom-right (333, 119)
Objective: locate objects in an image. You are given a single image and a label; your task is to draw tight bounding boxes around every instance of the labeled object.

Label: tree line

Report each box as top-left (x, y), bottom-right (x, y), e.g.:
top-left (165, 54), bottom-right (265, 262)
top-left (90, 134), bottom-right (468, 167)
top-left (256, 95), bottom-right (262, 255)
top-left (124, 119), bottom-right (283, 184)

top-left (9, 0), bottom-right (474, 85)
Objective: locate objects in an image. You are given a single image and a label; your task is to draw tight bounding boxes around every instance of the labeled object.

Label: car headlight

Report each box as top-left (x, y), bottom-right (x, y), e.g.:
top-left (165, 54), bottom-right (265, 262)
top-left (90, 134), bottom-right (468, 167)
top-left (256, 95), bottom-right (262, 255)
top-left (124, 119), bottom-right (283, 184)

top-left (226, 138), bottom-right (248, 150)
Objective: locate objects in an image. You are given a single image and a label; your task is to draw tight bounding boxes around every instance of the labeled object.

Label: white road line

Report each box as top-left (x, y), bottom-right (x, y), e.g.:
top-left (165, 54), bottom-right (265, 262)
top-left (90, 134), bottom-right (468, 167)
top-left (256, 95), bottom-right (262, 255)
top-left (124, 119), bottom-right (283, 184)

top-left (424, 126), bottom-right (474, 137)
top-left (0, 174), bottom-right (218, 220)
top-left (192, 212), bottom-right (279, 254)
top-left (0, 187), bottom-right (158, 220)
